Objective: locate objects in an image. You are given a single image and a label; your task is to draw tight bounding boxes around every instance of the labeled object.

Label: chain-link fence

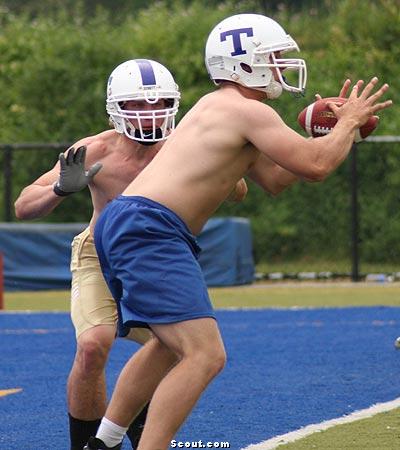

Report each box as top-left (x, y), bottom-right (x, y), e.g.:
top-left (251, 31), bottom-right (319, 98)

top-left (1, 137), bottom-right (400, 280)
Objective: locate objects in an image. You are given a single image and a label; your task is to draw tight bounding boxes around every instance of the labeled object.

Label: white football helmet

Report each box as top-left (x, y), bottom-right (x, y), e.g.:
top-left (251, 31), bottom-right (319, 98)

top-left (205, 14), bottom-right (307, 99)
top-left (106, 59), bottom-right (180, 143)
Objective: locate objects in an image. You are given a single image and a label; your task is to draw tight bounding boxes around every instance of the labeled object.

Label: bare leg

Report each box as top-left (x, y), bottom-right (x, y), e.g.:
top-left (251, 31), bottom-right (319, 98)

top-left (68, 325), bottom-right (115, 420)
top-left (104, 318), bottom-right (226, 450)
top-left (105, 337), bottom-right (178, 426)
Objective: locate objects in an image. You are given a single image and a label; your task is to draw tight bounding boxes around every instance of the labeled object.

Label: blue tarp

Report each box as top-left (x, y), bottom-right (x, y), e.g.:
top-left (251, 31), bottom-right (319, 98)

top-left (0, 218), bottom-right (254, 291)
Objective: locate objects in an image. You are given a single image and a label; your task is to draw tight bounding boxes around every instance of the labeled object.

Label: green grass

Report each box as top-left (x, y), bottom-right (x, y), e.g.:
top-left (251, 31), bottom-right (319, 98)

top-left (4, 283), bottom-right (400, 311)
top-left (3, 283), bottom-right (400, 449)
top-left (210, 283), bottom-right (400, 308)
top-left (4, 289), bottom-right (71, 310)
top-left (257, 260), bottom-right (400, 275)
top-left (280, 408), bottom-right (400, 450)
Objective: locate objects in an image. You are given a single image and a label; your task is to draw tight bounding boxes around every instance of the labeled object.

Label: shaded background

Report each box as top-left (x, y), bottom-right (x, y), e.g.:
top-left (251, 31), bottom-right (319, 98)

top-left (0, 0), bottom-right (399, 275)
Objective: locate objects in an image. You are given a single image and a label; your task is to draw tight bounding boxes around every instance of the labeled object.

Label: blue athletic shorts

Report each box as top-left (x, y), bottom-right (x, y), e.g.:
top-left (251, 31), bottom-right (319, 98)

top-left (94, 195), bottom-right (216, 335)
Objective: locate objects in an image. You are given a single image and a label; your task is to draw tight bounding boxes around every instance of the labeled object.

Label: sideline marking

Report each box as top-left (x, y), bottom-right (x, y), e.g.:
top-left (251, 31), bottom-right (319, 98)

top-left (0, 388), bottom-right (22, 398)
top-left (0, 327), bottom-right (70, 335)
top-left (242, 397), bottom-right (400, 449)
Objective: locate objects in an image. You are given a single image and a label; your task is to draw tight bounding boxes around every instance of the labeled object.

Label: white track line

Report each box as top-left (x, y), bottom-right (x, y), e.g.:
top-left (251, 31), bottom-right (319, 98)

top-left (242, 397), bottom-right (400, 449)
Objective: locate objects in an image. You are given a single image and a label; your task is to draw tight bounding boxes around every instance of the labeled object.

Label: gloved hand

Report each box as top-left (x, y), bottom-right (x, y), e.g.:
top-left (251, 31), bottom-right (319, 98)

top-left (53, 146), bottom-right (102, 196)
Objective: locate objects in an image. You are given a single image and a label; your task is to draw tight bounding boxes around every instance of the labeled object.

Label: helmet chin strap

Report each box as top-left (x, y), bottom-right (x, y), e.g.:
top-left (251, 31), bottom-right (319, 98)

top-left (253, 80), bottom-right (283, 99)
top-left (134, 127), bottom-right (163, 146)
top-left (263, 80), bottom-right (283, 99)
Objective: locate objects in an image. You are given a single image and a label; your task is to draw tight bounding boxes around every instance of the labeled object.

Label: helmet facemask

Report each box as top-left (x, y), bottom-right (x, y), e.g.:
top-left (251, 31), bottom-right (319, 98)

top-left (205, 14), bottom-right (307, 100)
top-left (251, 39), bottom-right (307, 98)
top-left (106, 59), bottom-right (180, 144)
top-left (108, 94), bottom-right (179, 144)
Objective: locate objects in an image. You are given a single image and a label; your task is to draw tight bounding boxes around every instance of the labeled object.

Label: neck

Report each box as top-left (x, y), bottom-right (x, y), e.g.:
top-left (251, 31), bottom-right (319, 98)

top-left (219, 81), bottom-right (267, 101)
top-left (119, 134), bottom-right (162, 160)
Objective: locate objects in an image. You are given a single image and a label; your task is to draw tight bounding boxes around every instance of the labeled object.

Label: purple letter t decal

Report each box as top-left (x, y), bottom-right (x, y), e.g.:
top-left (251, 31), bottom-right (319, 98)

top-left (220, 28), bottom-right (254, 56)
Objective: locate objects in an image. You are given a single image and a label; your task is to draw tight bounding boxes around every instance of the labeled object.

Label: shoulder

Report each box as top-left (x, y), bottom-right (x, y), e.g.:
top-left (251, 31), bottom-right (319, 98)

top-left (72, 130), bottom-right (118, 162)
top-left (194, 87), bottom-right (248, 120)
top-left (241, 98), bottom-right (285, 129)
top-left (204, 85), bottom-right (279, 118)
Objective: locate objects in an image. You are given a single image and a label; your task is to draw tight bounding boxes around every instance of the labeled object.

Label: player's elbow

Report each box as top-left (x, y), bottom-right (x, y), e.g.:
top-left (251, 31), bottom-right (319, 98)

top-left (262, 174), bottom-right (298, 196)
top-left (14, 201), bottom-right (27, 220)
top-left (264, 184), bottom-right (284, 197)
top-left (14, 199), bottom-right (33, 220)
top-left (303, 162), bottom-right (330, 182)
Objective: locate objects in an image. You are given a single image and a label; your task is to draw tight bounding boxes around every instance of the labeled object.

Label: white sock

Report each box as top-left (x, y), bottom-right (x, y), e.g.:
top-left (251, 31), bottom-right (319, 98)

top-left (96, 417), bottom-right (128, 447)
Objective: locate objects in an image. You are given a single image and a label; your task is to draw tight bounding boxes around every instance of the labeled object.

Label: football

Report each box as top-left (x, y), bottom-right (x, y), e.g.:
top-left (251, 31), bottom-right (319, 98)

top-left (297, 97), bottom-right (378, 142)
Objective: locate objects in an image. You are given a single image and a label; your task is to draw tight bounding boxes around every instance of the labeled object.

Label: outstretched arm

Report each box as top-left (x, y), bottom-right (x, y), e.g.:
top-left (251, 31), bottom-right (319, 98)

top-left (247, 154), bottom-right (298, 196)
top-left (15, 145), bottom-right (102, 220)
top-left (14, 166), bottom-right (65, 220)
top-left (247, 77), bottom-right (392, 181)
top-left (247, 79), bottom-right (359, 195)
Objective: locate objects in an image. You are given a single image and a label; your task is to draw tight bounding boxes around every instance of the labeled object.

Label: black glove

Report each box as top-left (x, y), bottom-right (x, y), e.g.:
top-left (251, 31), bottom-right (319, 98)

top-left (53, 146), bottom-right (102, 196)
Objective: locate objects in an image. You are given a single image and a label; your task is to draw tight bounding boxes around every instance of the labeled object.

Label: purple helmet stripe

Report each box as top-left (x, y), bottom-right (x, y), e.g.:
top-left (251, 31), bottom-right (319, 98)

top-left (136, 59), bottom-right (156, 86)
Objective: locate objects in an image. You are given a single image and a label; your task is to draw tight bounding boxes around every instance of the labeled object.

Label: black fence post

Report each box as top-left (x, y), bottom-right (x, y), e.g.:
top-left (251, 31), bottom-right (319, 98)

top-left (350, 143), bottom-right (359, 281)
top-left (3, 145), bottom-right (13, 222)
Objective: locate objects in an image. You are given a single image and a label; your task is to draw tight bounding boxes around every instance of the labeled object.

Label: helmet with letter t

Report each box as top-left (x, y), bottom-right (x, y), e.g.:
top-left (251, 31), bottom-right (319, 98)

top-left (205, 13), bottom-right (307, 99)
top-left (106, 59), bottom-right (180, 144)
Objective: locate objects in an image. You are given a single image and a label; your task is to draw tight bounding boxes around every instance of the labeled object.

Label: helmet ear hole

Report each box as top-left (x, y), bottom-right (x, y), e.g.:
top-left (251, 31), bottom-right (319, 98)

top-left (240, 63), bottom-right (252, 73)
top-left (205, 14), bottom-right (307, 95)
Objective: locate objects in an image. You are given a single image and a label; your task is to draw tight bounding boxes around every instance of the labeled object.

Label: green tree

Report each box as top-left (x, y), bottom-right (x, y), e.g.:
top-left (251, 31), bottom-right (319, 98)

top-left (0, 0), bottom-right (399, 268)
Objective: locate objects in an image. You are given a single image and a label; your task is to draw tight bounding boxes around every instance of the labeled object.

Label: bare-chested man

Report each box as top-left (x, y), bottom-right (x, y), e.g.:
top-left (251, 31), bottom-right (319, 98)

top-left (14, 59), bottom-right (183, 450)
top-left (88, 13), bottom-right (392, 450)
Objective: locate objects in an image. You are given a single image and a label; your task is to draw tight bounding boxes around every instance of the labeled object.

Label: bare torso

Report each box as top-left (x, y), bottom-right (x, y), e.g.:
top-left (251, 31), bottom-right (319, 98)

top-left (14, 129), bottom-right (164, 233)
top-left (19, 80), bottom-right (368, 235)
top-left (123, 86), bottom-right (261, 234)
top-left (84, 130), bottom-right (162, 228)
top-left (84, 130), bottom-right (162, 233)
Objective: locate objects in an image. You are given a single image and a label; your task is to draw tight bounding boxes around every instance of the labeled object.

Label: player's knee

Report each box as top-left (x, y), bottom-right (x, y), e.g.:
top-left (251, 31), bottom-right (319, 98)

top-left (192, 344), bottom-right (226, 378)
top-left (208, 345), bottom-right (226, 376)
top-left (75, 337), bottom-right (111, 373)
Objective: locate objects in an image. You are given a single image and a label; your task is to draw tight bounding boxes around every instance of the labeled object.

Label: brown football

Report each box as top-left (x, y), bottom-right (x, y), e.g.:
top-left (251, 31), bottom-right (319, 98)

top-left (297, 97), bottom-right (378, 142)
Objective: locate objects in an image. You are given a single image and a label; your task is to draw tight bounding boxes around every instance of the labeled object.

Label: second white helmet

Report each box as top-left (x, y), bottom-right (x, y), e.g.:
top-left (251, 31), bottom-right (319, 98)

top-left (106, 59), bottom-right (180, 143)
top-left (205, 14), bottom-right (307, 99)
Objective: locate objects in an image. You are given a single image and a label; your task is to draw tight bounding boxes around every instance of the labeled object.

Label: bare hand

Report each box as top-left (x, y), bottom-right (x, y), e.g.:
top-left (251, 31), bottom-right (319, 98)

top-left (226, 178), bottom-right (248, 203)
top-left (315, 78), bottom-right (363, 101)
top-left (327, 77), bottom-right (392, 129)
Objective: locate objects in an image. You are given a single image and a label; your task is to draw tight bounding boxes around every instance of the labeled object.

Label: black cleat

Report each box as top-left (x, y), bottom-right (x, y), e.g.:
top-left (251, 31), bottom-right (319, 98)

top-left (126, 403), bottom-right (149, 449)
top-left (83, 436), bottom-right (122, 450)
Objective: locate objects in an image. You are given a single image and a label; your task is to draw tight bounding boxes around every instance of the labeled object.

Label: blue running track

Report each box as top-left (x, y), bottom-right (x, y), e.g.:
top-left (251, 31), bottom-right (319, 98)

top-left (1, 307), bottom-right (400, 449)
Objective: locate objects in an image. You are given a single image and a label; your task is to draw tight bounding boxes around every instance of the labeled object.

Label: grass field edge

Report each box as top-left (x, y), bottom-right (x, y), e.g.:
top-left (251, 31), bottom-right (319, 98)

top-left (242, 397), bottom-right (400, 450)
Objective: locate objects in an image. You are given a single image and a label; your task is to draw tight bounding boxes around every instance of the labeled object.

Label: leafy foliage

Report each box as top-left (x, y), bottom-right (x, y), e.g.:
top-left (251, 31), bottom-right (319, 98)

top-left (0, 0), bottom-right (399, 268)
